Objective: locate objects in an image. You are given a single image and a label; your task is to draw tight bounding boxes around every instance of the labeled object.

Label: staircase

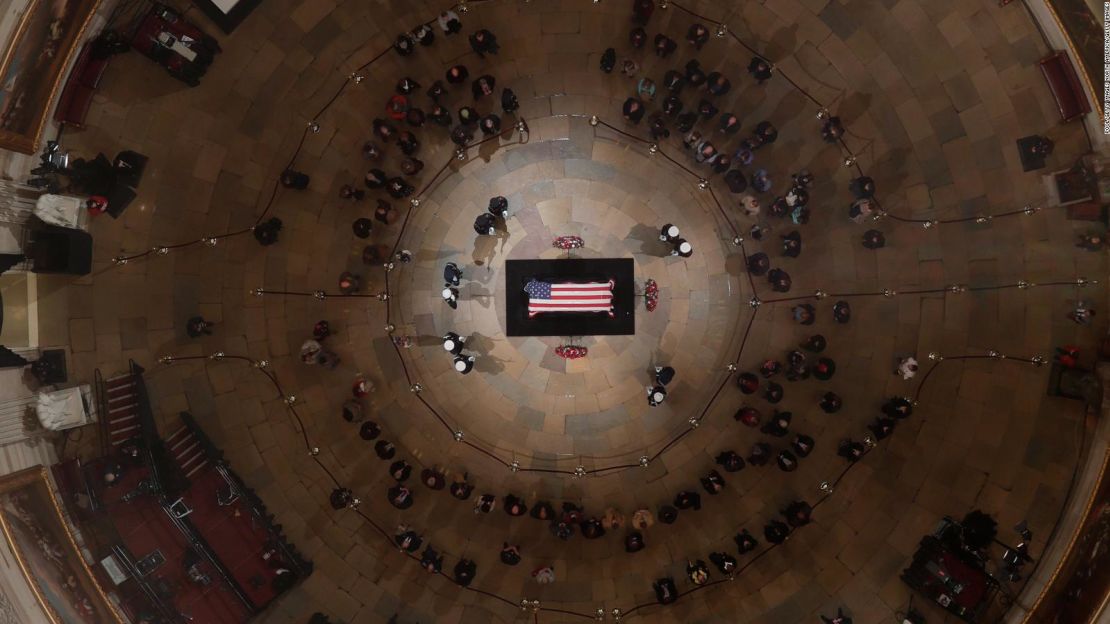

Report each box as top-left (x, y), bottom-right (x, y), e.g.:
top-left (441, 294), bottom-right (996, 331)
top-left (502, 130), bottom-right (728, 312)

top-left (166, 425), bottom-right (208, 479)
top-left (104, 374), bottom-right (142, 447)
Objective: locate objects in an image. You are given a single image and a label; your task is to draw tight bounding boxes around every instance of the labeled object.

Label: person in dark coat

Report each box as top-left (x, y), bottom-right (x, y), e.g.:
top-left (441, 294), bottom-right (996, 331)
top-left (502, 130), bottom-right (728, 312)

top-left (501, 87), bottom-right (519, 113)
top-left (446, 64), bottom-right (469, 85)
top-left (395, 525), bottom-right (422, 552)
top-left (419, 546), bottom-right (442, 573)
top-left (674, 490), bottom-right (701, 511)
top-left (444, 262), bottom-right (463, 286)
top-left (488, 195), bottom-right (509, 219)
top-left (764, 520), bottom-right (790, 544)
top-left (390, 460), bottom-right (411, 481)
top-left (530, 501), bottom-right (556, 521)
top-left (706, 72), bottom-right (731, 96)
top-left (862, 229), bottom-right (886, 249)
top-left (672, 239), bottom-right (693, 258)
top-left (838, 439), bottom-right (865, 463)
top-left (850, 176), bottom-right (876, 199)
top-left (374, 440), bottom-right (396, 460)
top-left (687, 23), bottom-right (709, 49)
top-left (630, 26), bottom-right (647, 48)
top-left (654, 33), bottom-right (676, 57)
top-left (748, 252), bottom-right (770, 276)
top-left (752, 121), bottom-right (778, 148)
top-left (469, 29), bottom-right (499, 57)
top-left (454, 354), bottom-right (476, 374)
top-left (725, 169), bottom-right (747, 193)
top-left (868, 417), bottom-right (896, 440)
top-left (792, 434), bottom-right (815, 457)
top-left (501, 541), bottom-right (521, 566)
top-left (747, 442), bottom-right (771, 466)
top-left (700, 470), bottom-right (726, 494)
top-left (280, 169), bottom-right (310, 189)
top-left (388, 485), bottom-right (413, 509)
top-left (625, 531), bottom-right (645, 553)
top-left (782, 230), bottom-right (801, 257)
top-left (822, 116), bottom-right (844, 143)
top-left (660, 223), bottom-right (681, 243)
top-left (655, 365), bottom-right (675, 386)
top-left (504, 494), bottom-right (528, 516)
top-left (396, 76), bottom-right (420, 95)
top-left (450, 476), bottom-right (473, 500)
top-left (686, 60), bottom-right (707, 87)
top-left (632, 0), bottom-right (654, 23)
top-left (453, 559), bottom-right (477, 586)
top-left (709, 551), bottom-right (737, 575)
top-left (623, 97), bottom-right (646, 124)
top-left (716, 450), bottom-right (745, 472)
top-left (421, 468), bottom-right (446, 490)
top-left (748, 56), bottom-right (773, 83)
top-left (737, 372), bottom-right (759, 394)
top-left (819, 392), bottom-right (842, 414)
top-left (359, 421), bottom-right (381, 440)
top-left (443, 331), bottom-right (465, 355)
top-left (442, 287), bottom-right (459, 310)
top-left (813, 357), bottom-right (836, 381)
top-left (882, 396), bottom-right (913, 419)
top-left (761, 410), bottom-right (791, 437)
top-left (472, 75), bottom-right (496, 100)
top-left (429, 105), bottom-right (452, 126)
top-left (833, 300), bottom-right (851, 323)
top-left (801, 334), bottom-right (827, 353)
top-left (647, 384), bottom-right (667, 407)
top-left (393, 33), bottom-right (414, 56)
top-left (658, 505), bottom-right (678, 524)
top-left (768, 268), bottom-right (791, 292)
top-left (479, 114), bottom-right (501, 136)
top-left (735, 406), bottom-right (761, 427)
top-left (783, 500), bottom-right (812, 527)
top-left (329, 488), bottom-right (353, 510)
top-left (653, 577), bottom-right (678, 604)
top-left (763, 381), bottom-right (784, 404)
top-left (735, 529), bottom-right (758, 553)
top-left (581, 517), bottom-right (606, 539)
top-left (600, 47), bottom-right (616, 72)
top-left (474, 213), bottom-right (497, 235)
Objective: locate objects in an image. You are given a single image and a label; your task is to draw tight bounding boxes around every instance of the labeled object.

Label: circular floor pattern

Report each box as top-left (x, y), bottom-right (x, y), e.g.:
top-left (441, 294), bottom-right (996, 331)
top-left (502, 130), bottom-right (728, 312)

top-left (54, 0), bottom-right (1103, 622)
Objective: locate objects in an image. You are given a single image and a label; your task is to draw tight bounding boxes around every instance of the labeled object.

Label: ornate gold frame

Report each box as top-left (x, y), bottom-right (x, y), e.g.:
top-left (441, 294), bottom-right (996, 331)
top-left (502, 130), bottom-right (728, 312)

top-left (1022, 447), bottom-right (1110, 623)
top-left (0, 466), bottom-right (125, 624)
top-left (1038, 0), bottom-right (1103, 118)
top-left (0, 0), bottom-right (103, 154)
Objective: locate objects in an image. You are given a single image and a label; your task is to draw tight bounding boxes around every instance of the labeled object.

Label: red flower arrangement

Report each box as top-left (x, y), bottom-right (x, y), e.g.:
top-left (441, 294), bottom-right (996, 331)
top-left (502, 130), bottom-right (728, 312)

top-left (644, 279), bottom-right (659, 312)
top-left (553, 235), bottom-right (584, 250)
top-left (555, 345), bottom-right (588, 359)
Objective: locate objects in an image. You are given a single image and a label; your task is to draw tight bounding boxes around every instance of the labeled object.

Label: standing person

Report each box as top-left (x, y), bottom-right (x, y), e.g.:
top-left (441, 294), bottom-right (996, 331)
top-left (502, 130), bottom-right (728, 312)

top-left (443, 332), bottom-right (466, 355)
top-left (469, 29), bottom-right (499, 57)
top-left (748, 56), bottom-right (773, 83)
top-left (442, 287), bottom-right (459, 310)
top-left (819, 391), bottom-right (842, 413)
top-left (672, 239), bottom-right (693, 258)
top-left (474, 213), bottom-right (497, 235)
top-left (280, 169), bottom-right (310, 189)
top-left (623, 97), bottom-right (646, 124)
top-left (600, 47), bottom-right (616, 73)
top-left (653, 577), bottom-right (678, 604)
top-left (782, 230), bottom-right (801, 257)
top-left (862, 229), bottom-right (885, 249)
top-left (444, 262), bottom-right (463, 286)
top-left (895, 356), bottom-right (918, 380)
top-left (488, 196), bottom-right (510, 219)
top-left (654, 365), bottom-right (675, 386)
top-left (438, 10), bottom-right (462, 34)
top-left (186, 316), bottom-right (213, 337)
top-left (631, 0), bottom-right (654, 23)
top-left (501, 88), bottom-right (519, 114)
top-left (454, 353), bottom-right (476, 374)
top-left (1068, 301), bottom-right (1096, 325)
top-left (660, 224), bottom-right (681, 243)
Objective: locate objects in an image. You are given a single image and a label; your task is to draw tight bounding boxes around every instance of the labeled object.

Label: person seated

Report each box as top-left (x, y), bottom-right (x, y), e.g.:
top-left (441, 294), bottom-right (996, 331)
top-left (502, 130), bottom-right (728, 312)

top-left (387, 485), bottom-right (412, 509)
top-left (602, 507), bottom-right (625, 530)
top-left (819, 392), bottom-right (842, 413)
top-left (394, 525), bottom-right (422, 552)
top-left (474, 494), bottom-right (496, 513)
top-left (868, 417), bottom-right (895, 440)
top-left (450, 476), bottom-right (473, 501)
top-left (624, 531), bottom-right (645, 553)
top-left (550, 521), bottom-right (574, 540)
top-left (837, 439), bottom-right (865, 463)
top-left (882, 396), bottom-right (913, 419)
top-left (421, 468), bottom-right (445, 490)
top-left (715, 450), bottom-right (745, 472)
top-left (631, 508), bottom-right (654, 530)
top-left (783, 500), bottom-right (812, 527)
top-left (777, 450), bottom-right (798, 472)
top-left (329, 488), bottom-right (352, 510)
top-left (736, 372), bottom-right (760, 394)
top-left (653, 576), bottom-right (678, 604)
top-left (735, 406), bottom-right (761, 427)
top-left (453, 558), bottom-right (476, 586)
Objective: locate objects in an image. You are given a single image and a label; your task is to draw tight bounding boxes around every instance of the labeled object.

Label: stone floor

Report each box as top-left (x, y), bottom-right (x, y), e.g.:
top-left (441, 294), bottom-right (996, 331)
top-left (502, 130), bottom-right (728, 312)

top-left (47, 0), bottom-right (1106, 622)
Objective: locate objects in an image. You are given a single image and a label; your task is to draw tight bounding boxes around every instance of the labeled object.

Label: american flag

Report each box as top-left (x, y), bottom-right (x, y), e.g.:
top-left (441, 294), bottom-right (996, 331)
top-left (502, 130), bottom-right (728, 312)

top-left (524, 279), bottom-right (615, 317)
